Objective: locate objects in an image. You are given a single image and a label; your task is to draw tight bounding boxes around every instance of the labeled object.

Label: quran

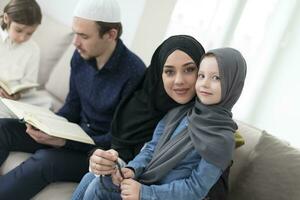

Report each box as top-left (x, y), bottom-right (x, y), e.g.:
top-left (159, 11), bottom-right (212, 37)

top-left (0, 79), bottom-right (39, 95)
top-left (0, 98), bottom-right (95, 145)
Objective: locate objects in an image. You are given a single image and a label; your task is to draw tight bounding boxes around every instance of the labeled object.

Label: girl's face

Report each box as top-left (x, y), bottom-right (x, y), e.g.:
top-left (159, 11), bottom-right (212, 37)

top-left (196, 56), bottom-right (222, 105)
top-left (162, 50), bottom-right (198, 104)
top-left (4, 14), bottom-right (38, 44)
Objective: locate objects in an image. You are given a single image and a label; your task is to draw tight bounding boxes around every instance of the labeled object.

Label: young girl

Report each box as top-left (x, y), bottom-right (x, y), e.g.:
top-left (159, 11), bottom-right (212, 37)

top-left (71, 35), bottom-right (206, 200)
top-left (0, 0), bottom-right (50, 117)
top-left (82, 47), bottom-right (247, 200)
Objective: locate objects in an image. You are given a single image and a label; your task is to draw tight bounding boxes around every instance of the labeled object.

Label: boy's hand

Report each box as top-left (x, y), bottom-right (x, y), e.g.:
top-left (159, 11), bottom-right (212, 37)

top-left (0, 87), bottom-right (20, 100)
top-left (89, 149), bottom-right (118, 175)
top-left (112, 167), bottom-right (135, 186)
top-left (25, 124), bottom-right (66, 147)
top-left (120, 179), bottom-right (141, 200)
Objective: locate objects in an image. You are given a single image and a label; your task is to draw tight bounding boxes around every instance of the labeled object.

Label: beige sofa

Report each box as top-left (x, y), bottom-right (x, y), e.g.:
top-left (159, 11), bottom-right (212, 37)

top-left (229, 122), bottom-right (300, 200)
top-left (3, 120), bottom-right (300, 200)
top-left (1, 6), bottom-right (300, 200)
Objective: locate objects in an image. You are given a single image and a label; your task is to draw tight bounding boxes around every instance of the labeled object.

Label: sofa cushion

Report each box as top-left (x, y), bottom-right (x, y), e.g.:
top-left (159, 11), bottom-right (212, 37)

top-left (32, 15), bottom-right (73, 86)
top-left (45, 44), bottom-right (75, 104)
top-left (32, 182), bottom-right (77, 200)
top-left (229, 131), bottom-right (300, 200)
top-left (0, 152), bottom-right (31, 175)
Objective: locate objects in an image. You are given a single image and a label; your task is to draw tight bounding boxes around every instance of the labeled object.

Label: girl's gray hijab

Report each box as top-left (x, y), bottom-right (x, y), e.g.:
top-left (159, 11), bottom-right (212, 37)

top-left (138, 48), bottom-right (247, 184)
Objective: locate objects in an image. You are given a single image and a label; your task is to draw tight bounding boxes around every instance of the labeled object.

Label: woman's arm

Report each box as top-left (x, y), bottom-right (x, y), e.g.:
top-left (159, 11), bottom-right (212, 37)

top-left (127, 118), bottom-right (166, 177)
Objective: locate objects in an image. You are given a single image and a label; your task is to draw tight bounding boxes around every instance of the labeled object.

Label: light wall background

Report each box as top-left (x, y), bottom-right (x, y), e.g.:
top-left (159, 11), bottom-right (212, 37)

top-left (36, 0), bottom-right (146, 48)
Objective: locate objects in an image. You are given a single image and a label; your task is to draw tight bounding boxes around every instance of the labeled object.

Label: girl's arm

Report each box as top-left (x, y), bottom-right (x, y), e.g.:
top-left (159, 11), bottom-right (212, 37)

top-left (127, 118), bottom-right (166, 177)
top-left (140, 159), bottom-right (222, 200)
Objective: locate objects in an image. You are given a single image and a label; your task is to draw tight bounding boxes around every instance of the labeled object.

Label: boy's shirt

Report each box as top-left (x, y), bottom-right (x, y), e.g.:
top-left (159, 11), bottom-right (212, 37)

top-left (0, 27), bottom-right (39, 84)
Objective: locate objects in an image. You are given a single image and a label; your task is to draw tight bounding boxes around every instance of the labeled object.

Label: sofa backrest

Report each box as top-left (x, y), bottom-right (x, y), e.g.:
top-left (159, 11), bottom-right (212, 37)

top-left (230, 121), bottom-right (262, 187)
top-left (32, 15), bottom-right (74, 86)
top-left (45, 44), bottom-right (75, 103)
top-left (230, 121), bottom-right (300, 200)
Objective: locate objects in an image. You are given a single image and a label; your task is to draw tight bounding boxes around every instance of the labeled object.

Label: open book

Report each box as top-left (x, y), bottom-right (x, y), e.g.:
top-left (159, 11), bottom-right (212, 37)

top-left (0, 79), bottom-right (39, 95)
top-left (0, 98), bottom-right (95, 145)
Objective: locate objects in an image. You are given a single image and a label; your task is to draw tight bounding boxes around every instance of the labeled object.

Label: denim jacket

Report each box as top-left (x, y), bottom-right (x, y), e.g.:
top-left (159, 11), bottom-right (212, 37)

top-left (127, 116), bottom-right (222, 200)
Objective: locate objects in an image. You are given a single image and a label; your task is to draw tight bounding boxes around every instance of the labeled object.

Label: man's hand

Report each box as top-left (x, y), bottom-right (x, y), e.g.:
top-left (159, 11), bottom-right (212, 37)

top-left (25, 124), bottom-right (66, 147)
top-left (0, 87), bottom-right (21, 100)
top-left (120, 179), bottom-right (141, 200)
top-left (89, 149), bottom-right (118, 175)
top-left (112, 167), bottom-right (135, 186)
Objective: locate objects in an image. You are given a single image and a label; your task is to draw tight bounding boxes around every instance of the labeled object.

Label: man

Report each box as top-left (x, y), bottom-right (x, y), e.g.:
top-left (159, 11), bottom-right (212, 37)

top-left (0, 0), bottom-right (145, 198)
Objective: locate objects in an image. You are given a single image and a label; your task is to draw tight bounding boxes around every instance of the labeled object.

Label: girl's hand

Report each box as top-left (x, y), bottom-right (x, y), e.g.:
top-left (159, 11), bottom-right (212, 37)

top-left (112, 167), bottom-right (135, 186)
top-left (120, 179), bottom-right (141, 200)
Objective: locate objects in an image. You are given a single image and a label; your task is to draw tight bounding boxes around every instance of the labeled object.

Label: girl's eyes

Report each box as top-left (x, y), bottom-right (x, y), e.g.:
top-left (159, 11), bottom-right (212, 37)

top-left (198, 74), bottom-right (205, 79)
top-left (198, 74), bottom-right (220, 81)
top-left (212, 75), bottom-right (220, 80)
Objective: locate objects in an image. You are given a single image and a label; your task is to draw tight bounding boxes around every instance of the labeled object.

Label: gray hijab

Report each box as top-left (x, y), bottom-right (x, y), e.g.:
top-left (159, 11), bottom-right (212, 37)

top-left (138, 48), bottom-right (247, 184)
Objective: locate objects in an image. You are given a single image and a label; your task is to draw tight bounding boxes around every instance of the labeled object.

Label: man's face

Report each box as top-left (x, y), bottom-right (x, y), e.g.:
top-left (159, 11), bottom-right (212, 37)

top-left (72, 17), bottom-right (110, 60)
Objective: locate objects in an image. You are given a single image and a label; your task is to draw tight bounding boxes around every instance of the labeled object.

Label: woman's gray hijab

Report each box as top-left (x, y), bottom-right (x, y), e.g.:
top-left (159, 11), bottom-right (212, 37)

top-left (138, 48), bottom-right (247, 184)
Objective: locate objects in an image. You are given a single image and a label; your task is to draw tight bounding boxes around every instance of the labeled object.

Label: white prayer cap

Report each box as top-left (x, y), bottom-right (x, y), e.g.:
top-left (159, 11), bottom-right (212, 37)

top-left (74, 0), bottom-right (121, 23)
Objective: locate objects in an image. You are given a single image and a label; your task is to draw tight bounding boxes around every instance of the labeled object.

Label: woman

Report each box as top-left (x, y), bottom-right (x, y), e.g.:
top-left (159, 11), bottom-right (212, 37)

top-left (84, 47), bottom-right (247, 200)
top-left (71, 35), bottom-right (205, 199)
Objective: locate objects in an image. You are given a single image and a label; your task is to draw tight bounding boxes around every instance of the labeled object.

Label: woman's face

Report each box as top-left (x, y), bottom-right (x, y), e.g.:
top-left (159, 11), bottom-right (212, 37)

top-left (162, 50), bottom-right (198, 104)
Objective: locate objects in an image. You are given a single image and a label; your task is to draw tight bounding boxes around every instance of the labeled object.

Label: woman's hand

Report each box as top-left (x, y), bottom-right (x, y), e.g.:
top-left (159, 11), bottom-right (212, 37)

top-left (89, 149), bottom-right (118, 175)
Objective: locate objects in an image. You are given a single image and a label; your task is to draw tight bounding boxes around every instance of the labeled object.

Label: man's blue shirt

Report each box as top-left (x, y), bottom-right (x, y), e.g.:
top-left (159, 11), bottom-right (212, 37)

top-left (57, 39), bottom-right (146, 149)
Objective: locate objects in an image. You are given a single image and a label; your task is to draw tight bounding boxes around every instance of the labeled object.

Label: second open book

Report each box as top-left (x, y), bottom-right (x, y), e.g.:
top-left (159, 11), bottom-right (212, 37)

top-left (0, 79), bottom-right (39, 95)
top-left (0, 98), bottom-right (95, 145)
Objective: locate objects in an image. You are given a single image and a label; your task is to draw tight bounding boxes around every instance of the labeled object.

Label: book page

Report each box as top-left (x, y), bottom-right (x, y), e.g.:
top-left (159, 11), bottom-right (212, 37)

top-left (25, 114), bottom-right (95, 145)
top-left (0, 80), bottom-right (39, 95)
top-left (0, 98), bottom-right (67, 122)
top-left (0, 80), bottom-right (13, 95)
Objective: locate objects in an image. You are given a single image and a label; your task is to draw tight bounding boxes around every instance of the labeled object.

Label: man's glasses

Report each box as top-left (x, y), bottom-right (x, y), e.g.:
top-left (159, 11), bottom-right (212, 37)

top-left (99, 160), bottom-right (125, 193)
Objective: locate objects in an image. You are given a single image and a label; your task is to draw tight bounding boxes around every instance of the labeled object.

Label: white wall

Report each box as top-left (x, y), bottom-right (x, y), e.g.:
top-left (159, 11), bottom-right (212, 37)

top-left (251, 5), bottom-right (300, 147)
top-left (131, 0), bottom-right (178, 65)
top-left (36, 0), bottom-right (146, 47)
